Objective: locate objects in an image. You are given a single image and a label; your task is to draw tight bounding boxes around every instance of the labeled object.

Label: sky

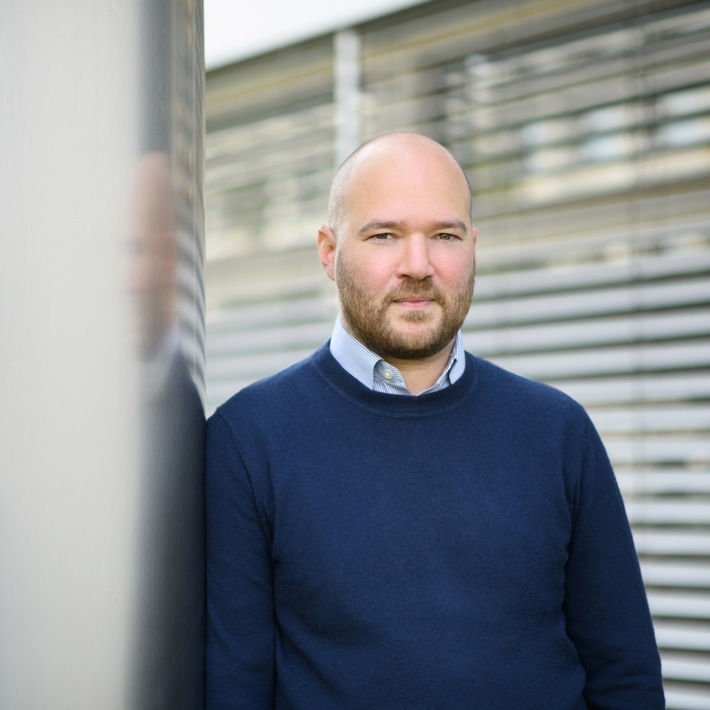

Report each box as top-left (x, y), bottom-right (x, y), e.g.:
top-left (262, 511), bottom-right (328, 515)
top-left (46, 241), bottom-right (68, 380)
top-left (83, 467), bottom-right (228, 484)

top-left (205, 0), bottom-right (427, 69)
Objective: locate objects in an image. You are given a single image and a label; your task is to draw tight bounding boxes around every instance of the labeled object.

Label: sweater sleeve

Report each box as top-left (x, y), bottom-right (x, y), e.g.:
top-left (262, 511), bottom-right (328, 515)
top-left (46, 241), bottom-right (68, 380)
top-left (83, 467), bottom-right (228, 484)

top-left (206, 410), bottom-right (275, 709)
top-left (563, 413), bottom-right (664, 709)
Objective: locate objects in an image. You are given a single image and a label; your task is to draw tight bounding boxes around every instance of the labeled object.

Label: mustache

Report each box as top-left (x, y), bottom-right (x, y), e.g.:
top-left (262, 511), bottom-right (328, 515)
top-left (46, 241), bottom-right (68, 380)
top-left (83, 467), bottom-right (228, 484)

top-left (385, 281), bottom-right (444, 305)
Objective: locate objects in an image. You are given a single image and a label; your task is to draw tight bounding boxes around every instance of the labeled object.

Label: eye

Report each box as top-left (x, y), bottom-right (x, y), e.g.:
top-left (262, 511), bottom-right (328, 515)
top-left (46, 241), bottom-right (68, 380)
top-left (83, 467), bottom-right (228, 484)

top-left (436, 233), bottom-right (458, 241)
top-left (371, 233), bottom-right (393, 241)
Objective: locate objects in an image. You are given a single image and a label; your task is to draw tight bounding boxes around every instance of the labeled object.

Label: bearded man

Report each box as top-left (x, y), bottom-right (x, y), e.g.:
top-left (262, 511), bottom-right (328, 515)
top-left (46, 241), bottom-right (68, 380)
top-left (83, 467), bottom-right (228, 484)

top-left (206, 133), bottom-right (664, 709)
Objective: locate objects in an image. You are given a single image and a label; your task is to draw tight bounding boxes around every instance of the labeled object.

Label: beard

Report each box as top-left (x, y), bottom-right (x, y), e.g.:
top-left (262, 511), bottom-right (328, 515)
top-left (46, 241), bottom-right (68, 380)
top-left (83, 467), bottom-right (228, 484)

top-left (335, 256), bottom-right (474, 361)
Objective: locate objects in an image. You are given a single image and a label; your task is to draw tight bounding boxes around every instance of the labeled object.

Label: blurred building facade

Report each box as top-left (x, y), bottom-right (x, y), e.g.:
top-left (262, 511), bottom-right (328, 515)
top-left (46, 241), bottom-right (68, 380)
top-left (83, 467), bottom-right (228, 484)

top-left (204, 0), bottom-right (710, 706)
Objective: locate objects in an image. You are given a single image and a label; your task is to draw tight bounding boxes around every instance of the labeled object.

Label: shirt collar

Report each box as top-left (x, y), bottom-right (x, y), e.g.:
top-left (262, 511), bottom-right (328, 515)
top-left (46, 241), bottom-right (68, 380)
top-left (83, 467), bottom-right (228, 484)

top-left (329, 318), bottom-right (465, 395)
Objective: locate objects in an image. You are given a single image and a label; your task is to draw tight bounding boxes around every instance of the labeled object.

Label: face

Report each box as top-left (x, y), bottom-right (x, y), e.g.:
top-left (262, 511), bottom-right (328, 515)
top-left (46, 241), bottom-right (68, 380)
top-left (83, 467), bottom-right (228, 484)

top-left (128, 154), bottom-right (177, 359)
top-left (318, 137), bottom-right (477, 363)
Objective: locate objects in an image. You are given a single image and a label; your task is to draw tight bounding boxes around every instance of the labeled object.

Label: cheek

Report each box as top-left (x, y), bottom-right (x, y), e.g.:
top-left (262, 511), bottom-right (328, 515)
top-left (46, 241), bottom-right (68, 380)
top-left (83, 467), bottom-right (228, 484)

top-left (436, 255), bottom-right (474, 287)
top-left (339, 252), bottom-right (391, 292)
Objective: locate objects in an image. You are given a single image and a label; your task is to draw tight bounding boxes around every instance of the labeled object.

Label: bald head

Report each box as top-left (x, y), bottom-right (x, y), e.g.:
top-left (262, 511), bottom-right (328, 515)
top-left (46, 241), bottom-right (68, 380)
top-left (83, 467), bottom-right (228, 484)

top-left (316, 132), bottom-right (477, 377)
top-left (327, 133), bottom-right (472, 237)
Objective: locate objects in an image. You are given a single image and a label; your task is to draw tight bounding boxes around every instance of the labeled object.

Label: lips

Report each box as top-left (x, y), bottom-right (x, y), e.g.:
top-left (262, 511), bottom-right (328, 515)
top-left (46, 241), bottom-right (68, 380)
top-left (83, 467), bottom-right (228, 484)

top-left (387, 290), bottom-right (442, 306)
top-left (393, 297), bottom-right (434, 306)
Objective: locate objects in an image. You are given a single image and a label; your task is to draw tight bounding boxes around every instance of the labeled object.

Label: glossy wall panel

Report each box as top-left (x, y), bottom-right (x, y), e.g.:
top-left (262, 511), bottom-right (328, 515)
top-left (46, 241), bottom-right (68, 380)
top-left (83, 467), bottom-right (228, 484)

top-left (0, 2), bottom-right (205, 707)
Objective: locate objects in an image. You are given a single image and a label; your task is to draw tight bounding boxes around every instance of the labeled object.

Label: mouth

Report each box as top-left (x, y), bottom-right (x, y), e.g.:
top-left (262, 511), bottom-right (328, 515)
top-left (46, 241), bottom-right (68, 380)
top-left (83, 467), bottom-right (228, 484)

top-left (390, 296), bottom-right (439, 314)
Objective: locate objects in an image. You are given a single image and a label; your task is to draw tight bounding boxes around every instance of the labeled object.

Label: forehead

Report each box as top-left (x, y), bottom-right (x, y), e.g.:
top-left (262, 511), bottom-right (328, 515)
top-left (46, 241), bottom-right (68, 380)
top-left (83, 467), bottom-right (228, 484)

top-left (342, 141), bottom-right (471, 225)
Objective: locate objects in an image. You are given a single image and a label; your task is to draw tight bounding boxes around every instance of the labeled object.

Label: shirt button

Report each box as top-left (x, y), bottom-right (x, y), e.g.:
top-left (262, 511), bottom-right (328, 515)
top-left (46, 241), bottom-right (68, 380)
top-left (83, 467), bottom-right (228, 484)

top-left (383, 369), bottom-right (394, 380)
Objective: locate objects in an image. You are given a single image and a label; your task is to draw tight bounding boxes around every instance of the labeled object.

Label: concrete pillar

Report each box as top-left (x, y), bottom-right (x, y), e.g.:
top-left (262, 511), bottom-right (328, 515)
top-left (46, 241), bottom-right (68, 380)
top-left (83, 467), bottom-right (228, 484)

top-left (0, 2), bottom-right (205, 707)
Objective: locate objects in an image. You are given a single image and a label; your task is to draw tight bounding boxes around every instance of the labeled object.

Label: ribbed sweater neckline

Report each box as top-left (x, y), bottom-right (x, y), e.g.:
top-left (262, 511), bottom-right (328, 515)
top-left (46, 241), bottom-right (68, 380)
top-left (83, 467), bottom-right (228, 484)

top-left (310, 343), bottom-right (479, 418)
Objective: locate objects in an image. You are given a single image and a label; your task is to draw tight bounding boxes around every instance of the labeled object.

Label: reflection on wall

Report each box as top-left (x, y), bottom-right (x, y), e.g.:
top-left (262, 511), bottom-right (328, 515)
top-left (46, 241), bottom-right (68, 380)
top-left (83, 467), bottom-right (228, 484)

top-left (129, 153), bottom-right (204, 710)
top-left (128, 2), bottom-right (206, 707)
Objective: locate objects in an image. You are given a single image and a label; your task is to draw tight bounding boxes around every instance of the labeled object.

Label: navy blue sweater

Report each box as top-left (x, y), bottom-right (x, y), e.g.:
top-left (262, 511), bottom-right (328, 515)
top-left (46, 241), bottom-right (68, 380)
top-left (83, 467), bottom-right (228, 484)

top-left (206, 345), bottom-right (664, 709)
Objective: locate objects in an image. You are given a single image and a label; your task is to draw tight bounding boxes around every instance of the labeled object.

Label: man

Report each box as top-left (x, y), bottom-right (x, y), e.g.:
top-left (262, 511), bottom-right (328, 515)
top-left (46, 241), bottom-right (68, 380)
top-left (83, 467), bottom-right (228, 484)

top-left (206, 133), bottom-right (664, 708)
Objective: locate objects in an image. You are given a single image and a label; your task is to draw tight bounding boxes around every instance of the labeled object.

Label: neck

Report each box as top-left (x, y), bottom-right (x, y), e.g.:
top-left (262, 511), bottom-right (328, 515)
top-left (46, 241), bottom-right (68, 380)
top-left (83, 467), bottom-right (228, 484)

top-left (386, 341), bottom-right (455, 395)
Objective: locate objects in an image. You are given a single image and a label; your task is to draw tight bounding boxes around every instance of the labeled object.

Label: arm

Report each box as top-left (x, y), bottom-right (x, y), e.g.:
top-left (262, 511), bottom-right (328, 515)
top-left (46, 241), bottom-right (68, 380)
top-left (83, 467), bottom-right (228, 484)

top-left (563, 415), bottom-right (664, 709)
top-left (206, 411), bottom-right (275, 709)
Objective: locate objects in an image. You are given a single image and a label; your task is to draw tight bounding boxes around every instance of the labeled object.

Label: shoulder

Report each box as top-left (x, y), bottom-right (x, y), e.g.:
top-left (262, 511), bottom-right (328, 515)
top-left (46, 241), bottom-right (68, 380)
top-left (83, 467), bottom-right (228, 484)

top-left (470, 353), bottom-right (582, 410)
top-left (467, 353), bottom-right (593, 441)
top-left (208, 345), bottom-right (328, 433)
top-left (467, 355), bottom-right (612, 504)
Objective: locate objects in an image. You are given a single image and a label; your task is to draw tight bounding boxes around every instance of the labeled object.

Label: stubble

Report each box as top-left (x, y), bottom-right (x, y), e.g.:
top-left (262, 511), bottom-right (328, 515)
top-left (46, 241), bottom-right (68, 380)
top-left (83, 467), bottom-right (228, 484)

top-left (336, 254), bottom-right (475, 361)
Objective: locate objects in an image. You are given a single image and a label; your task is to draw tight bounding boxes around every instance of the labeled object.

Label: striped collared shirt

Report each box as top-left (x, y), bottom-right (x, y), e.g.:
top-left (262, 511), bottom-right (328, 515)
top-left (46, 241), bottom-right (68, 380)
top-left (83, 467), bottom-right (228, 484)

top-left (329, 318), bottom-right (465, 396)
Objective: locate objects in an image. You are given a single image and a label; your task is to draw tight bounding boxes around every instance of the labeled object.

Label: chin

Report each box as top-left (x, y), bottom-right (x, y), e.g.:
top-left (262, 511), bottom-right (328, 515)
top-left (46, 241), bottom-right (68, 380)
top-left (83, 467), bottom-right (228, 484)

top-left (392, 319), bottom-right (440, 342)
top-left (383, 335), bottom-right (446, 360)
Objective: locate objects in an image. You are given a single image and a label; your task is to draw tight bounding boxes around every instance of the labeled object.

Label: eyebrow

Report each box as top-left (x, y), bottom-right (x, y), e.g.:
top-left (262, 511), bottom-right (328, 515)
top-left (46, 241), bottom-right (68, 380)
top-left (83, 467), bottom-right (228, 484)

top-left (358, 219), bottom-right (468, 235)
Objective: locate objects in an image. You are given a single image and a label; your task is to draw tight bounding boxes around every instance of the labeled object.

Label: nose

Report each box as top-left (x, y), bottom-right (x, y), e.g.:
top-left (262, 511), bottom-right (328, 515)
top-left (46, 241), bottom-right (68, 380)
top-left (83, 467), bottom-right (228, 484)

top-left (397, 235), bottom-right (434, 280)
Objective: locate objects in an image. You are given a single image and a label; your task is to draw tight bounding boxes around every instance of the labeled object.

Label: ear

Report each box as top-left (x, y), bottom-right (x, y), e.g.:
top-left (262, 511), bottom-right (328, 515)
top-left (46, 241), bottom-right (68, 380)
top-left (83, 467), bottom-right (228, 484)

top-left (471, 226), bottom-right (478, 265)
top-left (317, 224), bottom-right (337, 282)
